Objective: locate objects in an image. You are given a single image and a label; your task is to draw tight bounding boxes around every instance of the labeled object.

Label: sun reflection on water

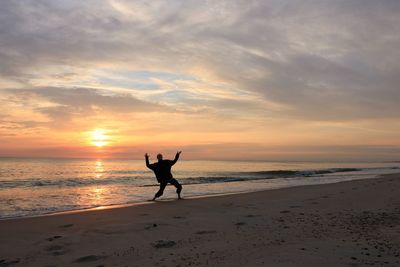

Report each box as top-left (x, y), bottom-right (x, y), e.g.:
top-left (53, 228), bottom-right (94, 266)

top-left (83, 187), bottom-right (109, 206)
top-left (95, 160), bottom-right (104, 178)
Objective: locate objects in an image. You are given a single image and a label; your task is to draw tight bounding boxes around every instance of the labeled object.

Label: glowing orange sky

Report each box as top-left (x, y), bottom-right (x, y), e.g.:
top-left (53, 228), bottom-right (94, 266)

top-left (1, 1), bottom-right (400, 161)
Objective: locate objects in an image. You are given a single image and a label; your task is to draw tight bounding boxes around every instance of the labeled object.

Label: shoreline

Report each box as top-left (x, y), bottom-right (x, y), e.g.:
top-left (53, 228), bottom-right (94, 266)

top-left (0, 172), bottom-right (393, 221)
top-left (1, 173), bottom-right (400, 266)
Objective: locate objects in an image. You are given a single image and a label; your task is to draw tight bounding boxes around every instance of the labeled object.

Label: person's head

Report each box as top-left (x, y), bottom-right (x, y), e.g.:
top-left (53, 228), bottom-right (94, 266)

top-left (157, 153), bottom-right (163, 161)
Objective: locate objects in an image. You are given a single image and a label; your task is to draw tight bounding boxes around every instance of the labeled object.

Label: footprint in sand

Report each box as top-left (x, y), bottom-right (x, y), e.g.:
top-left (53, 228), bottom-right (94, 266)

top-left (73, 255), bottom-right (107, 263)
top-left (46, 243), bottom-right (70, 256)
top-left (195, 230), bottom-right (217, 235)
top-left (244, 214), bottom-right (260, 218)
top-left (0, 259), bottom-right (20, 266)
top-left (61, 224), bottom-right (74, 228)
top-left (47, 236), bottom-right (62, 242)
top-left (144, 223), bottom-right (158, 230)
top-left (52, 250), bottom-right (68, 256)
top-left (152, 240), bottom-right (176, 248)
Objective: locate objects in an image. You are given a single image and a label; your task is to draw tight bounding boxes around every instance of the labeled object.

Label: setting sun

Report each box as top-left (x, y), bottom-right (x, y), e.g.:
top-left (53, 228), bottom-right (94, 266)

top-left (90, 130), bottom-right (109, 148)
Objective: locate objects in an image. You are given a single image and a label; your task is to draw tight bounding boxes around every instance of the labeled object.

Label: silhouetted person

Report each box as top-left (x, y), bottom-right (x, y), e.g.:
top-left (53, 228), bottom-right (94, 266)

top-left (145, 151), bottom-right (182, 201)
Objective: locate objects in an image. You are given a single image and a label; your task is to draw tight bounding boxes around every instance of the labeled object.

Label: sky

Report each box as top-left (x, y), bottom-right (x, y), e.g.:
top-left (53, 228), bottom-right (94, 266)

top-left (1, 0), bottom-right (400, 161)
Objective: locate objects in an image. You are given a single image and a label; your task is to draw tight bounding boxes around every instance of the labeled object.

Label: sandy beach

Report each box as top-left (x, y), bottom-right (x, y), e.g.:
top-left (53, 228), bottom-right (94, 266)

top-left (1, 174), bottom-right (400, 267)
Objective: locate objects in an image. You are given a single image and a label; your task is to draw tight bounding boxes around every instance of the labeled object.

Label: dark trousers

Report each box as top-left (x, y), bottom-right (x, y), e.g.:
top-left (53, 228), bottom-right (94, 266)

top-left (155, 178), bottom-right (182, 198)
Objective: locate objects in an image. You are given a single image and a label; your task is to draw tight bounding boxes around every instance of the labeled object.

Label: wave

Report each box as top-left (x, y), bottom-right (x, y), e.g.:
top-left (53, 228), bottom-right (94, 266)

top-left (0, 176), bottom-right (150, 189)
top-left (163, 168), bottom-right (364, 186)
top-left (244, 168), bottom-right (362, 177)
top-left (0, 167), bottom-right (368, 189)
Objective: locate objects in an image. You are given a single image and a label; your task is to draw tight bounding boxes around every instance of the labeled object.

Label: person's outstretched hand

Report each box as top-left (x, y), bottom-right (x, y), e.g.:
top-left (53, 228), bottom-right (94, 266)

top-left (177, 151), bottom-right (182, 155)
top-left (145, 153), bottom-right (149, 158)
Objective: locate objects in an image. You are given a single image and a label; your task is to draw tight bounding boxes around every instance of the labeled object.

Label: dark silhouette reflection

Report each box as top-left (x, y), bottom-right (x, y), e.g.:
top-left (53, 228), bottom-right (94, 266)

top-left (145, 151), bottom-right (182, 201)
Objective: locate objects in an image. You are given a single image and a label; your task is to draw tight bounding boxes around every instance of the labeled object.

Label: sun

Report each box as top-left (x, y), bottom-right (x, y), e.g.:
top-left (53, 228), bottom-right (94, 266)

top-left (90, 129), bottom-right (109, 148)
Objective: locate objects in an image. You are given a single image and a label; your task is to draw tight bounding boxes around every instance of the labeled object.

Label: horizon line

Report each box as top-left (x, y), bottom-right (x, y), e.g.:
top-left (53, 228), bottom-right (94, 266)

top-left (0, 156), bottom-right (397, 164)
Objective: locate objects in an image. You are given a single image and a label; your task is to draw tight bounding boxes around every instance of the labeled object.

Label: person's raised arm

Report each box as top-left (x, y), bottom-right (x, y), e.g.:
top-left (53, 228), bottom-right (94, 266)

top-left (145, 153), bottom-right (151, 168)
top-left (171, 151), bottom-right (182, 165)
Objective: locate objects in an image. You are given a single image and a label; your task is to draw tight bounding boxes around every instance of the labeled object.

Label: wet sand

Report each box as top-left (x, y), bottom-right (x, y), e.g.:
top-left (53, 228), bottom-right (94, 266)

top-left (1, 173), bottom-right (400, 266)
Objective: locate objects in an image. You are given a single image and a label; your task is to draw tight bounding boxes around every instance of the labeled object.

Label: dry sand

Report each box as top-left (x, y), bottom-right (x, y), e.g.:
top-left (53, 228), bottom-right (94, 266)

top-left (1, 174), bottom-right (400, 267)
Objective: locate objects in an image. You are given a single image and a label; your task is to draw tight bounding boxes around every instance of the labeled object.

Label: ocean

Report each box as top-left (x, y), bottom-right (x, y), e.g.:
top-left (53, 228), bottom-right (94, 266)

top-left (0, 158), bottom-right (399, 219)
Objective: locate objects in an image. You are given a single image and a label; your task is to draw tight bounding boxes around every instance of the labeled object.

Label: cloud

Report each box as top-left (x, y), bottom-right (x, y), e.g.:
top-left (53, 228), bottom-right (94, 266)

top-left (1, 0), bottom-right (399, 122)
top-left (186, 0), bottom-right (400, 120)
top-left (2, 87), bottom-right (171, 127)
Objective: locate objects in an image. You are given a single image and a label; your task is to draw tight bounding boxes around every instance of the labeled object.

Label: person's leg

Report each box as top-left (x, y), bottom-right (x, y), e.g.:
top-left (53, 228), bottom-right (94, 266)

top-left (169, 178), bottom-right (182, 199)
top-left (153, 182), bottom-right (167, 200)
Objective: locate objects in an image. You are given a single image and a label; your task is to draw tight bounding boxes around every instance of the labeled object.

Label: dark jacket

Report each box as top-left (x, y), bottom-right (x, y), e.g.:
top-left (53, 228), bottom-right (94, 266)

top-left (146, 153), bottom-right (180, 183)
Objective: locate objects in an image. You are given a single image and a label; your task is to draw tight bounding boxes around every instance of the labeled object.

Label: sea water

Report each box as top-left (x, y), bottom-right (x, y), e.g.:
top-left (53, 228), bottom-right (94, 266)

top-left (0, 158), bottom-right (399, 219)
